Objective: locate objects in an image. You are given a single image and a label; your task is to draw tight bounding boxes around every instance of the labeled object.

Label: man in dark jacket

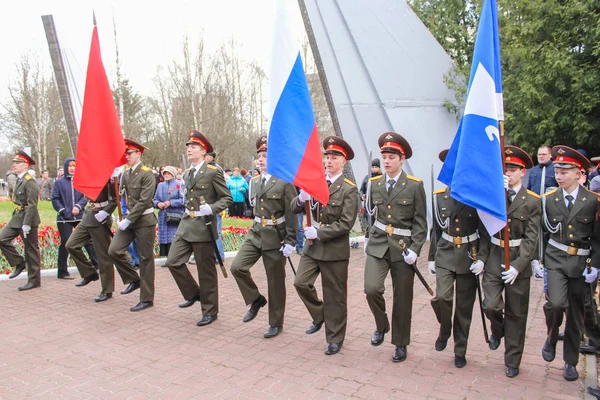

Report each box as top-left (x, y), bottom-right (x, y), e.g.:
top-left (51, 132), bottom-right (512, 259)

top-left (359, 159), bottom-right (382, 237)
top-left (527, 145), bottom-right (558, 195)
top-left (51, 157), bottom-right (98, 279)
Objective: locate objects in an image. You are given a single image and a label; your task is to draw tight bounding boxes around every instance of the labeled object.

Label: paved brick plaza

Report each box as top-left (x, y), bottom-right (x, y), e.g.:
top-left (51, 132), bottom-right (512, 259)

top-left (0, 243), bottom-right (587, 399)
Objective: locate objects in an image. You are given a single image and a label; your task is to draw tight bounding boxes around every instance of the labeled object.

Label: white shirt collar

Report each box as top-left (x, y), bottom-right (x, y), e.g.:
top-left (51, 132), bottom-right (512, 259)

top-left (190, 161), bottom-right (204, 171)
top-left (386, 171), bottom-right (402, 183)
top-left (563, 185), bottom-right (579, 200)
top-left (17, 171), bottom-right (27, 179)
top-left (261, 173), bottom-right (271, 181)
top-left (130, 161), bottom-right (142, 172)
top-left (327, 172), bottom-right (343, 184)
top-left (509, 184), bottom-right (522, 194)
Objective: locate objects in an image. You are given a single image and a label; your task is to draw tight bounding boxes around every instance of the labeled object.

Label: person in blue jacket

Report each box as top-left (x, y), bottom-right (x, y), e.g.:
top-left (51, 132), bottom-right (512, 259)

top-left (226, 167), bottom-right (248, 217)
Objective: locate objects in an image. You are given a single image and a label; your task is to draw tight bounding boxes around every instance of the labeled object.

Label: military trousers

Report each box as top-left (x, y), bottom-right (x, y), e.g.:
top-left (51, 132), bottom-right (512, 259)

top-left (431, 266), bottom-right (477, 357)
top-left (167, 238), bottom-right (218, 316)
top-left (294, 254), bottom-right (348, 344)
top-left (66, 221), bottom-right (116, 294)
top-left (482, 272), bottom-right (530, 368)
top-left (108, 225), bottom-right (156, 302)
top-left (364, 250), bottom-right (415, 347)
top-left (230, 240), bottom-right (287, 327)
top-left (0, 224), bottom-right (40, 285)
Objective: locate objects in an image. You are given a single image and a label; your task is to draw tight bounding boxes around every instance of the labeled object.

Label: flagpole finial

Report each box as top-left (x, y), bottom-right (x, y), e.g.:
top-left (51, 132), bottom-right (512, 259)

top-left (93, 11), bottom-right (97, 27)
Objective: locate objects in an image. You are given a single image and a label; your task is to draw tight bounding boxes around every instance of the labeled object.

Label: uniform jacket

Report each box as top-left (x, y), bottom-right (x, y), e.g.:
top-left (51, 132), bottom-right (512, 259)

top-left (366, 170), bottom-right (427, 263)
top-left (175, 162), bottom-right (232, 243)
top-left (51, 157), bottom-right (87, 223)
top-left (9, 171), bottom-right (40, 228)
top-left (121, 163), bottom-right (158, 228)
top-left (292, 175), bottom-right (359, 261)
top-left (247, 174), bottom-right (297, 251)
top-left (479, 186), bottom-right (541, 278)
top-left (80, 181), bottom-right (118, 229)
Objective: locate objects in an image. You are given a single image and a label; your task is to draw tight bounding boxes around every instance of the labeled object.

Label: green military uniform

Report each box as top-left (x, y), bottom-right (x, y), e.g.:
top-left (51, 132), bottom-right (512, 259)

top-left (293, 136), bottom-right (359, 351)
top-left (429, 186), bottom-right (484, 360)
top-left (0, 154), bottom-right (41, 288)
top-left (108, 160), bottom-right (158, 304)
top-left (66, 180), bottom-right (119, 295)
top-left (364, 132), bottom-right (427, 358)
top-left (167, 151), bottom-right (232, 318)
top-left (231, 136), bottom-right (298, 332)
top-left (542, 147), bottom-right (600, 375)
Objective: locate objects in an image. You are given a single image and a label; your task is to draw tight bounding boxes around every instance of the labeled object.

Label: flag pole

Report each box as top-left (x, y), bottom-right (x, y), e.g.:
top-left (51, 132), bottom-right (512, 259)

top-left (499, 120), bottom-right (510, 271)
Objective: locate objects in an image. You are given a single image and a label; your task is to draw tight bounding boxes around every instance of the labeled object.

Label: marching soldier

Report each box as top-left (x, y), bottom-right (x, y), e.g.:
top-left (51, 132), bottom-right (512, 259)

top-left (428, 149), bottom-right (486, 368)
top-left (364, 132), bottom-right (427, 362)
top-left (0, 150), bottom-right (41, 291)
top-left (108, 139), bottom-right (158, 312)
top-left (67, 177), bottom-right (120, 302)
top-left (230, 136), bottom-right (298, 338)
top-left (478, 146), bottom-right (541, 378)
top-left (541, 146), bottom-right (600, 381)
top-left (292, 136), bottom-right (359, 355)
top-left (167, 130), bottom-right (232, 326)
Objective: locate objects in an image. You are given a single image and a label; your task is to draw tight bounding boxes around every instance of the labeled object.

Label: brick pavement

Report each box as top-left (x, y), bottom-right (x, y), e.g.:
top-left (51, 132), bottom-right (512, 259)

top-left (0, 243), bottom-right (588, 399)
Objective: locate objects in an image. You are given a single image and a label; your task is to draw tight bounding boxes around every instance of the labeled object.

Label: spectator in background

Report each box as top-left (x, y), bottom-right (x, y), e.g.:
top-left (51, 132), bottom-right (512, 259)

top-left (154, 166), bottom-right (184, 257)
top-left (37, 170), bottom-right (53, 201)
top-left (51, 157), bottom-right (98, 279)
top-left (57, 168), bottom-right (64, 179)
top-left (359, 158), bottom-right (382, 232)
top-left (241, 169), bottom-right (251, 217)
top-left (224, 168), bottom-right (232, 183)
top-left (590, 175), bottom-right (600, 193)
top-left (155, 165), bottom-right (166, 188)
top-left (527, 145), bottom-right (558, 195)
top-left (589, 156), bottom-right (600, 181)
top-left (226, 167), bottom-right (248, 217)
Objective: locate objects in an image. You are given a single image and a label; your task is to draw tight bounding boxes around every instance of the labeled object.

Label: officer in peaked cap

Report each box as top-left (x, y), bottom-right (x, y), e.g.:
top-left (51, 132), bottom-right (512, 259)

top-left (0, 150), bottom-right (41, 290)
top-left (364, 131), bottom-right (427, 363)
top-left (292, 135), bottom-right (359, 355)
top-left (541, 145), bottom-right (600, 381)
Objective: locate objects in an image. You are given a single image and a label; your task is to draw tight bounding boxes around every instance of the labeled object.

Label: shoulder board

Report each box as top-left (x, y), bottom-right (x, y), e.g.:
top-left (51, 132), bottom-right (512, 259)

top-left (184, 167), bottom-right (191, 172)
top-left (141, 166), bottom-right (150, 172)
top-left (433, 188), bottom-right (446, 195)
top-left (206, 164), bottom-right (217, 170)
top-left (24, 175), bottom-right (31, 181)
top-left (344, 178), bottom-right (356, 187)
top-left (251, 175), bottom-right (260, 181)
top-left (543, 189), bottom-right (557, 197)
top-left (586, 188), bottom-right (600, 197)
top-left (526, 190), bottom-right (540, 199)
top-left (369, 175), bottom-right (383, 181)
top-left (407, 175), bottom-right (421, 182)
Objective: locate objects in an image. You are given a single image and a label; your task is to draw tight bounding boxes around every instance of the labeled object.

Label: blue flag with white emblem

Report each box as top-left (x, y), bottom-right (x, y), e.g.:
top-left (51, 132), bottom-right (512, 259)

top-left (438, 0), bottom-right (506, 235)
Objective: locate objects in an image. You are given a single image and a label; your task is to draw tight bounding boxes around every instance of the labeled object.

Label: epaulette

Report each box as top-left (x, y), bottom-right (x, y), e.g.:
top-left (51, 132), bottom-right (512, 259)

top-left (433, 188), bottom-right (446, 195)
top-left (24, 175), bottom-right (31, 181)
top-left (206, 164), bottom-right (217, 170)
top-left (369, 175), bottom-right (383, 181)
top-left (407, 175), bottom-right (421, 182)
top-left (251, 175), bottom-right (260, 181)
top-left (344, 178), bottom-right (356, 187)
top-left (527, 190), bottom-right (540, 199)
top-left (141, 165), bottom-right (150, 172)
top-left (543, 189), bottom-right (557, 197)
top-left (586, 188), bottom-right (600, 198)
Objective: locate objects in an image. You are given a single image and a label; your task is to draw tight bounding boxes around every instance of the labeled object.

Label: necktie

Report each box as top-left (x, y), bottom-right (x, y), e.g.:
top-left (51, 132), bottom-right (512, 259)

top-left (387, 179), bottom-right (395, 195)
top-left (261, 177), bottom-right (266, 188)
top-left (327, 180), bottom-right (332, 187)
top-left (507, 189), bottom-right (516, 204)
top-left (565, 194), bottom-right (574, 211)
top-left (187, 168), bottom-right (196, 185)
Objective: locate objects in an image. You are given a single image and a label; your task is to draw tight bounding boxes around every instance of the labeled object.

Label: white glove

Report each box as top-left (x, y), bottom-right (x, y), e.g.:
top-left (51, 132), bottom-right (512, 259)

top-left (531, 260), bottom-right (544, 281)
top-left (428, 261), bottom-right (436, 275)
top-left (470, 260), bottom-right (484, 276)
top-left (403, 248), bottom-right (417, 264)
top-left (583, 267), bottom-right (599, 284)
top-left (280, 244), bottom-right (294, 257)
top-left (364, 237), bottom-right (369, 255)
top-left (117, 218), bottom-right (131, 231)
top-left (501, 265), bottom-right (519, 285)
top-left (94, 210), bottom-right (109, 223)
top-left (304, 226), bottom-right (318, 240)
top-left (199, 204), bottom-right (213, 216)
top-left (22, 225), bottom-right (31, 238)
top-left (112, 166), bottom-right (124, 178)
top-left (503, 175), bottom-right (509, 190)
top-left (298, 189), bottom-right (311, 203)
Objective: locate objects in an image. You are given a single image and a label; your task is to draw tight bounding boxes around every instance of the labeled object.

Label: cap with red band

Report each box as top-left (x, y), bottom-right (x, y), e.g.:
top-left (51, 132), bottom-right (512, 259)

top-left (185, 130), bottom-right (214, 153)
top-left (12, 150), bottom-right (35, 165)
top-left (322, 136), bottom-right (354, 160)
top-left (504, 146), bottom-right (533, 169)
top-left (377, 132), bottom-right (412, 159)
top-left (124, 138), bottom-right (149, 154)
top-left (256, 135), bottom-right (267, 153)
top-left (552, 145), bottom-right (590, 170)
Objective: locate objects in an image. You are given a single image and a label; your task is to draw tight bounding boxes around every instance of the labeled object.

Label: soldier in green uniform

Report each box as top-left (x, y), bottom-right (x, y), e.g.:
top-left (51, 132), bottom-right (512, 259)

top-left (167, 130), bottom-right (232, 326)
top-left (477, 146), bottom-right (540, 378)
top-left (364, 132), bottom-right (427, 362)
top-left (67, 176), bottom-right (120, 302)
top-left (108, 139), bottom-right (158, 312)
top-left (230, 136), bottom-right (298, 338)
top-left (428, 149), bottom-right (487, 368)
top-left (292, 136), bottom-right (359, 355)
top-left (540, 146), bottom-right (600, 381)
top-left (0, 150), bottom-right (41, 291)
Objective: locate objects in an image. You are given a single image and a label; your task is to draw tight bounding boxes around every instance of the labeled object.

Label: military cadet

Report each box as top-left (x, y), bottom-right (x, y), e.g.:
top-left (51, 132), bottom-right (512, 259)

top-left (167, 130), bottom-right (232, 326)
top-left (364, 132), bottom-right (427, 362)
top-left (476, 146), bottom-right (541, 378)
top-left (541, 146), bottom-right (600, 381)
top-left (67, 177), bottom-right (120, 302)
top-left (0, 150), bottom-right (41, 291)
top-left (428, 149), bottom-right (486, 368)
top-left (292, 136), bottom-right (359, 355)
top-left (108, 139), bottom-right (158, 312)
top-left (230, 135), bottom-right (298, 338)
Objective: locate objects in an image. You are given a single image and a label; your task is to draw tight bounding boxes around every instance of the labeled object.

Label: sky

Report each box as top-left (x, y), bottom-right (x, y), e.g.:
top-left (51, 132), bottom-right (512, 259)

top-left (0, 0), bottom-right (276, 100)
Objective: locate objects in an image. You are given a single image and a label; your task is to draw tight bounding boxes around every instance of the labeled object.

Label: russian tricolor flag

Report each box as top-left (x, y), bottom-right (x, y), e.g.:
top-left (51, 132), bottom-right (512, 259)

top-left (266, 0), bottom-right (329, 205)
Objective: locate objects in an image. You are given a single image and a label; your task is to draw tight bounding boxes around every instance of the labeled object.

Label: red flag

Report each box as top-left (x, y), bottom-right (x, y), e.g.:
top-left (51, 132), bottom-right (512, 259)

top-left (73, 24), bottom-right (125, 200)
